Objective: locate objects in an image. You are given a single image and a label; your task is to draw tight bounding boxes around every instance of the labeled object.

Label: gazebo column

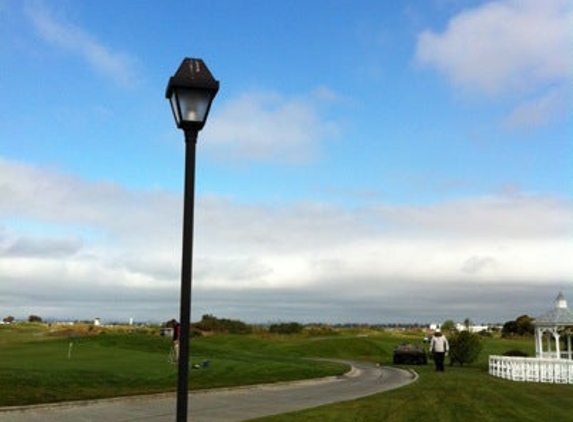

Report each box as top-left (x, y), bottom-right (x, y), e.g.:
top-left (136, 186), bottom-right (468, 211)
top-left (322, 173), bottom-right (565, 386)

top-left (553, 331), bottom-right (561, 359)
top-left (567, 332), bottom-right (572, 360)
top-left (535, 328), bottom-right (544, 357)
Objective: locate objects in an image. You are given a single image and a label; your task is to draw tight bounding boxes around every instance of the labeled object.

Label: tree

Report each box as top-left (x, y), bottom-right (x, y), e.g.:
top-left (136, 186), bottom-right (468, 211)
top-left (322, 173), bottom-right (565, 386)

top-left (449, 330), bottom-right (483, 366)
top-left (2, 316), bottom-right (15, 324)
top-left (193, 314), bottom-right (252, 334)
top-left (502, 314), bottom-right (534, 337)
top-left (463, 318), bottom-right (472, 330)
top-left (440, 320), bottom-right (456, 332)
top-left (515, 315), bottom-right (534, 336)
top-left (28, 315), bottom-right (43, 323)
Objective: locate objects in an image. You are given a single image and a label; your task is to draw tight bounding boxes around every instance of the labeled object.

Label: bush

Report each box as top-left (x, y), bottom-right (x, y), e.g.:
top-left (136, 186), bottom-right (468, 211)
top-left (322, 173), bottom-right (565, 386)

top-left (269, 322), bottom-right (304, 335)
top-left (449, 331), bottom-right (483, 366)
top-left (503, 349), bottom-right (529, 357)
top-left (306, 325), bottom-right (339, 336)
top-left (193, 314), bottom-right (252, 334)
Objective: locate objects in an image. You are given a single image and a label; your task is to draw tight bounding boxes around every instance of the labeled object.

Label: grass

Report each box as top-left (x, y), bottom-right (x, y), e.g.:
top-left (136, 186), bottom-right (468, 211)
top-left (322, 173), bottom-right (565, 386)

top-left (250, 366), bottom-right (573, 422)
top-left (249, 363), bottom-right (573, 422)
top-left (1, 324), bottom-right (572, 421)
top-left (0, 324), bottom-right (347, 406)
top-left (249, 334), bottom-right (573, 422)
top-left (0, 328), bottom-right (175, 405)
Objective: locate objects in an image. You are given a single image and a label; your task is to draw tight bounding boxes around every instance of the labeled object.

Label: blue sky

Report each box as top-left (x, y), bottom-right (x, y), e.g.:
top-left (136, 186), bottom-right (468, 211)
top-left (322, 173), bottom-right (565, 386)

top-left (1, 0), bottom-right (571, 324)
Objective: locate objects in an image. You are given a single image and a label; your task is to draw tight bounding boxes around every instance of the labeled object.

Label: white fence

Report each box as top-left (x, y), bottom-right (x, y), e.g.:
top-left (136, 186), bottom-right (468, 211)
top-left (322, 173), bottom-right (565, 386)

top-left (489, 355), bottom-right (573, 384)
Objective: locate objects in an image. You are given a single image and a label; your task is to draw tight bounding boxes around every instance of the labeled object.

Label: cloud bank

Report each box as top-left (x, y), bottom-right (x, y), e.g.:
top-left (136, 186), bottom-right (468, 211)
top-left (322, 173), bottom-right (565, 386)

top-left (1, 158), bottom-right (571, 323)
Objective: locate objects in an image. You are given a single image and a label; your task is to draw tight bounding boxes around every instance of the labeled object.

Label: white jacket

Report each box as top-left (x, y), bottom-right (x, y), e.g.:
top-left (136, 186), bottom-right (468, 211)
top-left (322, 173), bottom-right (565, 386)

top-left (430, 335), bottom-right (449, 353)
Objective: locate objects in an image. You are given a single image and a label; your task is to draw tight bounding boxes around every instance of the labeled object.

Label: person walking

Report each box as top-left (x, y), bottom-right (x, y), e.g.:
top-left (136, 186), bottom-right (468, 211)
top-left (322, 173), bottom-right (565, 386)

top-left (430, 329), bottom-right (449, 372)
top-left (171, 319), bottom-right (181, 364)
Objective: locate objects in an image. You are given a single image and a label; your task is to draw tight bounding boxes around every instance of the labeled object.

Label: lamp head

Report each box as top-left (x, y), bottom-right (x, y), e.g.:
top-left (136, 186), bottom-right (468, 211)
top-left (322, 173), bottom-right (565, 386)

top-left (166, 58), bottom-right (219, 132)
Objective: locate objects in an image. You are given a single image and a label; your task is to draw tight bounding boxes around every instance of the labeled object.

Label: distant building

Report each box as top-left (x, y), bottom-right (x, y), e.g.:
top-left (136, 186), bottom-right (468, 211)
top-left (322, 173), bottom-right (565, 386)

top-left (429, 322), bottom-right (493, 333)
top-left (455, 323), bottom-right (490, 333)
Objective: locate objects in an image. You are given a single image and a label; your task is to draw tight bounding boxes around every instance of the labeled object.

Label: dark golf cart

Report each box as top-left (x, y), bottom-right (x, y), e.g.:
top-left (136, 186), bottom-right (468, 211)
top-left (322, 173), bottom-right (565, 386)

top-left (393, 343), bottom-right (428, 365)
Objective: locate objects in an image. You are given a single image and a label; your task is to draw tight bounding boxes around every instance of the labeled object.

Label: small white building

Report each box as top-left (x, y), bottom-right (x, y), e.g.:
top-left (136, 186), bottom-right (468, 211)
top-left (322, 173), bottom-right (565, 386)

top-left (454, 323), bottom-right (490, 333)
top-left (490, 292), bottom-right (573, 384)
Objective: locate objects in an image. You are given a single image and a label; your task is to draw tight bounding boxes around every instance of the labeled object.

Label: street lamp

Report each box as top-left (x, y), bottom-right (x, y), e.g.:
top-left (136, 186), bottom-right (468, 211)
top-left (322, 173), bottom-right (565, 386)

top-left (166, 57), bottom-right (219, 422)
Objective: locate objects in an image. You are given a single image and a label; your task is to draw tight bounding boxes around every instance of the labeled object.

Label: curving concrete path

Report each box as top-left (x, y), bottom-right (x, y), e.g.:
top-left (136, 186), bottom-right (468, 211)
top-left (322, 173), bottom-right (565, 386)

top-left (0, 361), bottom-right (416, 422)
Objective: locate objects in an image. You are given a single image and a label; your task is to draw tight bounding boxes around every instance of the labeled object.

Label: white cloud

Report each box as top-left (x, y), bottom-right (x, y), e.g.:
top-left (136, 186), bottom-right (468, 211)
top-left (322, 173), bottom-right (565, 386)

top-left (416, 0), bottom-right (572, 97)
top-left (502, 88), bottom-right (568, 130)
top-left (0, 159), bottom-right (180, 248)
top-left (202, 90), bottom-right (340, 163)
top-left (25, 5), bottom-right (139, 88)
top-left (1, 158), bottom-right (571, 323)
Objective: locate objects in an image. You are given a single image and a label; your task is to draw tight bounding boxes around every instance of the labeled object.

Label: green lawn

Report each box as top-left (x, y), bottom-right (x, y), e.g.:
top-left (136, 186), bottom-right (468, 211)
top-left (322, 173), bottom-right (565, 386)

top-left (0, 324), bottom-right (347, 406)
top-left (249, 364), bottom-right (573, 422)
top-left (2, 324), bottom-right (572, 422)
top-left (248, 333), bottom-right (573, 422)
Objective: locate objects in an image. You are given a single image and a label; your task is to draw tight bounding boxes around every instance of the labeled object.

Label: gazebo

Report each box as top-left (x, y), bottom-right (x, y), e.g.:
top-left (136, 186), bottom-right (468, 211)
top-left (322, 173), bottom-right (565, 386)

top-left (489, 292), bottom-right (573, 384)
top-left (534, 292), bottom-right (573, 360)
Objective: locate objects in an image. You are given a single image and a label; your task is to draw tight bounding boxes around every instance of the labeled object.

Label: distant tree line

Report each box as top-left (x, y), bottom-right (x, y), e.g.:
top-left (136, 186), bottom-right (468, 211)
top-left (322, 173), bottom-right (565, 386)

top-left (2, 315), bottom-right (44, 323)
top-left (502, 315), bottom-right (534, 337)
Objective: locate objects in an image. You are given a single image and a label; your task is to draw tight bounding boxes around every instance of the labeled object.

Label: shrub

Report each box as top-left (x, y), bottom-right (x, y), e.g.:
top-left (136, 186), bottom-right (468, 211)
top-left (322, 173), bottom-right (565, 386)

top-left (269, 322), bottom-right (304, 335)
top-left (193, 314), bottom-right (252, 334)
top-left (503, 349), bottom-right (529, 357)
top-left (306, 325), bottom-right (339, 336)
top-left (449, 330), bottom-right (483, 366)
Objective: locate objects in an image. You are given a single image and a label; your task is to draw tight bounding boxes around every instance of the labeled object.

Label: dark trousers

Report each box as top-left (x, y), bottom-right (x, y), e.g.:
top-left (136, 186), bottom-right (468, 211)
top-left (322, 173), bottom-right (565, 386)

top-left (434, 352), bottom-right (445, 371)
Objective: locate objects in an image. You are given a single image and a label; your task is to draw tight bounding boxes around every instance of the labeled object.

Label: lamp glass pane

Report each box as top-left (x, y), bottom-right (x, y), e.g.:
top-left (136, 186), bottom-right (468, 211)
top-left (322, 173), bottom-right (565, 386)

top-left (178, 89), bottom-right (212, 123)
top-left (169, 94), bottom-right (182, 126)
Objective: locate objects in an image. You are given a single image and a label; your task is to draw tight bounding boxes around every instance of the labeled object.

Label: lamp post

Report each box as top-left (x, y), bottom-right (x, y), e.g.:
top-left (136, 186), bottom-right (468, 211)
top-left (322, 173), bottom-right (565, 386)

top-left (166, 57), bottom-right (219, 422)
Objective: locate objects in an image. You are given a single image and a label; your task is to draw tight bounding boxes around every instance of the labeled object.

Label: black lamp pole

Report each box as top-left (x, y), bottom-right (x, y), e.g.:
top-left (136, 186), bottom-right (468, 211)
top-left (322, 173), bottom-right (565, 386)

top-left (177, 128), bottom-right (196, 422)
top-left (166, 58), bottom-right (219, 422)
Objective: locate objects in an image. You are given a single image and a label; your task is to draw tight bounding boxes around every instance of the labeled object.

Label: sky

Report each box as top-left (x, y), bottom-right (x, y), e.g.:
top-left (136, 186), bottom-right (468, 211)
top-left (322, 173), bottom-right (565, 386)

top-left (0, 0), bottom-right (571, 325)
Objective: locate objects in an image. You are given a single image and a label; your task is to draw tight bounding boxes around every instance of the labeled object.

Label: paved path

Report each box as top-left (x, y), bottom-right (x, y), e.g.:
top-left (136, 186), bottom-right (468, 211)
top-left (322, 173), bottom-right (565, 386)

top-left (0, 362), bottom-right (416, 422)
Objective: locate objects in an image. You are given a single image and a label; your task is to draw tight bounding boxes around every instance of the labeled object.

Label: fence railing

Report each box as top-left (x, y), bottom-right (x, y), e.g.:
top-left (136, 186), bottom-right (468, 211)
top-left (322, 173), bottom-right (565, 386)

top-left (489, 355), bottom-right (573, 384)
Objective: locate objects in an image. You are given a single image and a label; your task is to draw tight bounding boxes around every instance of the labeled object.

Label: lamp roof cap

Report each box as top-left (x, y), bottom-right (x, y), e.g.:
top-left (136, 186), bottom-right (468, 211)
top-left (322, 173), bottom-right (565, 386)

top-left (165, 58), bottom-right (219, 98)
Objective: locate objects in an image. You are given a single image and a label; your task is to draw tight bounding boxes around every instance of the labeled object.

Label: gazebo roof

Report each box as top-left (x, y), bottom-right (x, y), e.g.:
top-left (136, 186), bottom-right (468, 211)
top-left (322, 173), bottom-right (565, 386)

top-left (534, 293), bottom-right (573, 327)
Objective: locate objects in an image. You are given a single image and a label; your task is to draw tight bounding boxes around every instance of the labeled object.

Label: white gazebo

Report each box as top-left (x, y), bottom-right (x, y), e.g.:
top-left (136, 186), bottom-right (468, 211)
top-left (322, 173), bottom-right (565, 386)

top-left (534, 292), bottom-right (573, 360)
top-left (490, 292), bottom-right (573, 384)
